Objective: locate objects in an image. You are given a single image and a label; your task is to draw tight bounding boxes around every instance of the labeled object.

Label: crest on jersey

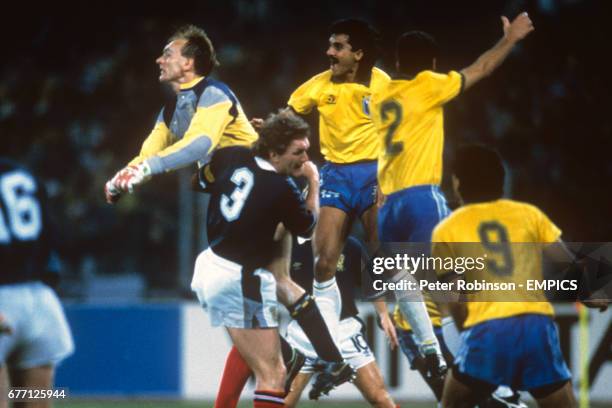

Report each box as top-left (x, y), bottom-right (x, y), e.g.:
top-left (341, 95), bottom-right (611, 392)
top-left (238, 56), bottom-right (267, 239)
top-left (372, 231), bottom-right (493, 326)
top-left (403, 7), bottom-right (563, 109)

top-left (362, 95), bottom-right (371, 116)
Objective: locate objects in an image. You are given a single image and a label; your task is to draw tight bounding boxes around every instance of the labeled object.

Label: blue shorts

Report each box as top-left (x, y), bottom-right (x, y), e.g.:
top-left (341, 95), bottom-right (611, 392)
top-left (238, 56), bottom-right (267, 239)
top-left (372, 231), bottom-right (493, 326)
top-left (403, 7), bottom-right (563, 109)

top-left (319, 161), bottom-right (377, 217)
top-left (397, 326), bottom-right (451, 369)
top-left (455, 314), bottom-right (571, 390)
top-left (379, 185), bottom-right (450, 243)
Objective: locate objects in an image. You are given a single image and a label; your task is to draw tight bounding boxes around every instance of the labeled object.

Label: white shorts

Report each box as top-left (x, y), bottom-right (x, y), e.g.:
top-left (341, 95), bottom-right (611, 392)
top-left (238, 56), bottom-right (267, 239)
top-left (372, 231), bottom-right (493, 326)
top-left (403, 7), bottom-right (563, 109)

top-left (0, 282), bottom-right (74, 369)
top-left (286, 316), bottom-right (374, 373)
top-left (191, 248), bottom-right (279, 329)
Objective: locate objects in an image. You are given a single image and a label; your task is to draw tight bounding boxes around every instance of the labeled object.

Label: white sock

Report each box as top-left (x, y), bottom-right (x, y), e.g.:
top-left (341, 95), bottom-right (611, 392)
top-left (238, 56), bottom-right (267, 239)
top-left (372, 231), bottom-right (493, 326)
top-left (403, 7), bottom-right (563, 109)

top-left (441, 316), bottom-right (461, 357)
top-left (494, 385), bottom-right (514, 398)
top-left (313, 277), bottom-right (342, 340)
top-left (396, 300), bottom-right (440, 354)
top-left (391, 272), bottom-right (440, 354)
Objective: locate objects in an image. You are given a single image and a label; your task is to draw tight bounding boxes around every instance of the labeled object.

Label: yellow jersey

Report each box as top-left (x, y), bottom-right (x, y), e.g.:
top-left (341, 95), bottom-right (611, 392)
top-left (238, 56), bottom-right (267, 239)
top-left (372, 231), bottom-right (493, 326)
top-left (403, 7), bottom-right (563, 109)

top-left (130, 77), bottom-right (257, 171)
top-left (288, 68), bottom-right (390, 164)
top-left (371, 71), bottom-right (463, 195)
top-left (432, 199), bottom-right (561, 328)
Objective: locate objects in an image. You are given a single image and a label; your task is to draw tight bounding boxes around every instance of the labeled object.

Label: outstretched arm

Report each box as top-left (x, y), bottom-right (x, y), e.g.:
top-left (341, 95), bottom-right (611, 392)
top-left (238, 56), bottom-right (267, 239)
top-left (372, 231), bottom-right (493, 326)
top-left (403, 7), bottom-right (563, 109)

top-left (461, 12), bottom-right (534, 91)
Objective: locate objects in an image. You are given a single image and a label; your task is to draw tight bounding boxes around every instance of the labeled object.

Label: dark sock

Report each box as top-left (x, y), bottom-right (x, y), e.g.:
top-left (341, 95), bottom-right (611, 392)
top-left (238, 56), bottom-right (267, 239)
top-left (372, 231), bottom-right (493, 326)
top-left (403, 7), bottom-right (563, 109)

top-left (287, 293), bottom-right (342, 362)
top-left (279, 335), bottom-right (294, 366)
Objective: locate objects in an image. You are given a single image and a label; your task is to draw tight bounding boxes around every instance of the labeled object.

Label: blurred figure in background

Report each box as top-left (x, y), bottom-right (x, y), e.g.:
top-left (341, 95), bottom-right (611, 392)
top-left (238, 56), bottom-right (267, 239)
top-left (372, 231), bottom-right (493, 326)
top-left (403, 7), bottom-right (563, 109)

top-left (0, 158), bottom-right (74, 408)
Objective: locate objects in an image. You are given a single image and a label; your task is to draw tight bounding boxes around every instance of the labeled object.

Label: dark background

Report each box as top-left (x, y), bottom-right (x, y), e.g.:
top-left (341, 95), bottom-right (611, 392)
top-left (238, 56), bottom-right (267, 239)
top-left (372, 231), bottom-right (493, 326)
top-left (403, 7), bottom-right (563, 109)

top-left (1, 0), bottom-right (610, 295)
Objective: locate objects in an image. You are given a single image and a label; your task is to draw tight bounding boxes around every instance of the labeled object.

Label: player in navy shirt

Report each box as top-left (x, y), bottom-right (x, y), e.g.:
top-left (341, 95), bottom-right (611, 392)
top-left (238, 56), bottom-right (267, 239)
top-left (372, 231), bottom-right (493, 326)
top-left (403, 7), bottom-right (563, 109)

top-left (203, 145), bottom-right (315, 271)
top-left (192, 110), bottom-right (355, 407)
top-left (0, 158), bottom-right (74, 406)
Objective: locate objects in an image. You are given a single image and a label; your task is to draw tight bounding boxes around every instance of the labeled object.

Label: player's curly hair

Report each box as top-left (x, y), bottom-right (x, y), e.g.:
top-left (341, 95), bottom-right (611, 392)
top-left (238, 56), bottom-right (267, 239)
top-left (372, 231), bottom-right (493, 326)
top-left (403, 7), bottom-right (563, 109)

top-left (169, 25), bottom-right (219, 76)
top-left (253, 109), bottom-right (310, 158)
top-left (452, 144), bottom-right (506, 203)
top-left (329, 19), bottom-right (381, 83)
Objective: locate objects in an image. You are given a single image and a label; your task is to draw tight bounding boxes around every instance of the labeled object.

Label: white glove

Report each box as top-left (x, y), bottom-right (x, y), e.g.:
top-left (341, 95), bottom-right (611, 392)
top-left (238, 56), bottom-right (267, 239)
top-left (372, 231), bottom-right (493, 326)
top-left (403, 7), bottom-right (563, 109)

top-left (114, 161), bottom-right (152, 193)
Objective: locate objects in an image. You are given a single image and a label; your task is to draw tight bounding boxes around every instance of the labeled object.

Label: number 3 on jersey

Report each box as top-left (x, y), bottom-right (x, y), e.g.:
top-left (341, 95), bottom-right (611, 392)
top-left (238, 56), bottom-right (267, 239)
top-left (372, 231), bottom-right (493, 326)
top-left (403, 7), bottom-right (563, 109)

top-left (0, 170), bottom-right (42, 243)
top-left (221, 167), bottom-right (254, 222)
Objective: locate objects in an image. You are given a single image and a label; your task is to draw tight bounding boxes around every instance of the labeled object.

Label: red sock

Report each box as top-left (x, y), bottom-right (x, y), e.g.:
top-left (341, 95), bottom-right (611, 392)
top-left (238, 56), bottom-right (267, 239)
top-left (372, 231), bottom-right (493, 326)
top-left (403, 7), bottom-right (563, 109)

top-left (214, 346), bottom-right (253, 408)
top-left (254, 390), bottom-right (285, 407)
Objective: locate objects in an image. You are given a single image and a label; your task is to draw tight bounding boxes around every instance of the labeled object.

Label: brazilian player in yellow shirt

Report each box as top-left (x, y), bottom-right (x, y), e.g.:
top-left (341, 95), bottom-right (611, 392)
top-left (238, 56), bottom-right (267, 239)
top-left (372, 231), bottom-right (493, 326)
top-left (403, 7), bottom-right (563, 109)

top-left (287, 19), bottom-right (387, 301)
top-left (370, 11), bottom-right (535, 404)
top-left (434, 145), bottom-right (609, 408)
top-left (286, 18), bottom-right (402, 385)
top-left (373, 11), bottom-right (534, 243)
top-left (104, 25), bottom-right (257, 201)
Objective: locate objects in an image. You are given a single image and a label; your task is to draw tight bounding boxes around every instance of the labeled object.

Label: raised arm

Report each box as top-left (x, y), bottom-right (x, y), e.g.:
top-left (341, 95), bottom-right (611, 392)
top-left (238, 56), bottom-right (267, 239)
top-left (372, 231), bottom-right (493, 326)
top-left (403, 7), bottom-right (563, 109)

top-left (461, 12), bottom-right (534, 91)
top-left (299, 161), bottom-right (320, 220)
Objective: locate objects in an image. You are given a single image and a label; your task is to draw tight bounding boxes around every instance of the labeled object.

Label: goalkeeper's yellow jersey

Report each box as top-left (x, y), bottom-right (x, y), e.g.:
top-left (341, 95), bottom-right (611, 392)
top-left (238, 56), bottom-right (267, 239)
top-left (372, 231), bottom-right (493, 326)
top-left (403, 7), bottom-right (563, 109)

top-left (129, 77), bottom-right (257, 170)
top-left (288, 68), bottom-right (390, 164)
top-left (371, 70), bottom-right (463, 195)
top-left (432, 199), bottom-right (561, 328)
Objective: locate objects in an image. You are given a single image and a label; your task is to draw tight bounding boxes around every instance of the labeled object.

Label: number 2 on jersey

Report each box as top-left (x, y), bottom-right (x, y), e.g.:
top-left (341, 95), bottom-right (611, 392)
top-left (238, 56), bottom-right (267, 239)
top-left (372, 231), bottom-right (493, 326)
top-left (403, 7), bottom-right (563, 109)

top-left (380, 100), bottom-right (404, 156)
top-left (478, 221), bottom-right (514, 276)
top-left (0, 170), bottom-right (42, 243)
top-left (220, 167), bottom-right (254, 222)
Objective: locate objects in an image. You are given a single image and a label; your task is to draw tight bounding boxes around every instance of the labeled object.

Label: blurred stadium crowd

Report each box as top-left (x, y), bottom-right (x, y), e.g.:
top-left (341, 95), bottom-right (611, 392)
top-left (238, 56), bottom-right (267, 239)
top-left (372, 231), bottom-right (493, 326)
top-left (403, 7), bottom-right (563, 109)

top-left (1, 0), bottom-right (610, 297)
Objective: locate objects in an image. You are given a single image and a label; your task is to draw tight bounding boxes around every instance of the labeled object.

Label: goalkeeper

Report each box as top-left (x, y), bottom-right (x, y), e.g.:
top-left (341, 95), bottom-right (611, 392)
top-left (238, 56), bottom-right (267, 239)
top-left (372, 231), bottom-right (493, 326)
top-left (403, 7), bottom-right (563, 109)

top-left (104, 24), bottom-right (256, 202)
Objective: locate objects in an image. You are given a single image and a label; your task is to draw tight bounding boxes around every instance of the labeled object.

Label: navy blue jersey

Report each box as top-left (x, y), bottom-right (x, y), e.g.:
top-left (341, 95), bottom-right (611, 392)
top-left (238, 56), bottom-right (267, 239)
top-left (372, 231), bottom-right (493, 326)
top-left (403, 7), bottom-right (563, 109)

top-left (0, 159), bottom-right (52, 285)
top-left (203, 146), bottom-right (315, 270)
top-left (291, 236), bottom-right (367, 320)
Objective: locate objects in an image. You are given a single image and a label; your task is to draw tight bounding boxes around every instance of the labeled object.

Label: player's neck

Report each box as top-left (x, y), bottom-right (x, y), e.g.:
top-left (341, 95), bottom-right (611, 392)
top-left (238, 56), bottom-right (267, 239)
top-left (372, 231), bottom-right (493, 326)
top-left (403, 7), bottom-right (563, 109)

top-left (332, 65), bottom-right (358, 83)
top-left (173, 73), bottom-right (203, 93)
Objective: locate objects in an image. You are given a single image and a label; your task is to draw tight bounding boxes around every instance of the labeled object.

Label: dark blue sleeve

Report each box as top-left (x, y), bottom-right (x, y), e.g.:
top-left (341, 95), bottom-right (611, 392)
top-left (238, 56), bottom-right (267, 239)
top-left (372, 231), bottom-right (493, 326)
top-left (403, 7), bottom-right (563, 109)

top-left (280, 178), bottom-right (315, 237)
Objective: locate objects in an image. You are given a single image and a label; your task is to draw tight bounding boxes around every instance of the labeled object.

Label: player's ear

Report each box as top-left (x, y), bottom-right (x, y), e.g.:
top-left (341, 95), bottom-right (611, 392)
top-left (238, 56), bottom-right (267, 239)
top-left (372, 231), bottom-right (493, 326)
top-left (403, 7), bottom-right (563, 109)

top-left (452, 174), bottom-right (460, 192)
top-left (183, 57), bottom-right (195, 72)
top-left (269, 151), bottom-right (280, 164)
top-left (354, 49), bottom-right (364, 62)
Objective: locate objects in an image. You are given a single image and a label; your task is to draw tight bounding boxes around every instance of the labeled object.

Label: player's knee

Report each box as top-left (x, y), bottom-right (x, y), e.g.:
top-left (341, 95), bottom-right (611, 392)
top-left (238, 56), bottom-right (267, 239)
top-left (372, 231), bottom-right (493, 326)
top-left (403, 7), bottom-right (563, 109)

top-left (314, 254), bottom-right (337, 281)
top-left (275, 275), bottom-right (294, 296)
top-left (274, 360), bottom-right (287, 387)
top-left (255, 359), bottom-right (286, 390)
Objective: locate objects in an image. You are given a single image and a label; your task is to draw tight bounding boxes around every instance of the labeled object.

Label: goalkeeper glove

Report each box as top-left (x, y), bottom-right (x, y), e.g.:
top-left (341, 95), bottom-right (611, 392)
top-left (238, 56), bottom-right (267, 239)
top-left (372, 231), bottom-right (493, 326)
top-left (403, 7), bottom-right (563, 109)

top-left (104, 179), bottom-right (122, 204)
top-left (114, 161), bottom-right (152, 193)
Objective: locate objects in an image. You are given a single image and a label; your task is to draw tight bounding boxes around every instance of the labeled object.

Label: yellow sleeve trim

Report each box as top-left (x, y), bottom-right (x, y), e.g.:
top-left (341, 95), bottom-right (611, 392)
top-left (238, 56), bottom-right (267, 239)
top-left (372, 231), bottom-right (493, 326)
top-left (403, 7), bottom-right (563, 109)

top-left (128, 122), bottom-right (174, 166)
